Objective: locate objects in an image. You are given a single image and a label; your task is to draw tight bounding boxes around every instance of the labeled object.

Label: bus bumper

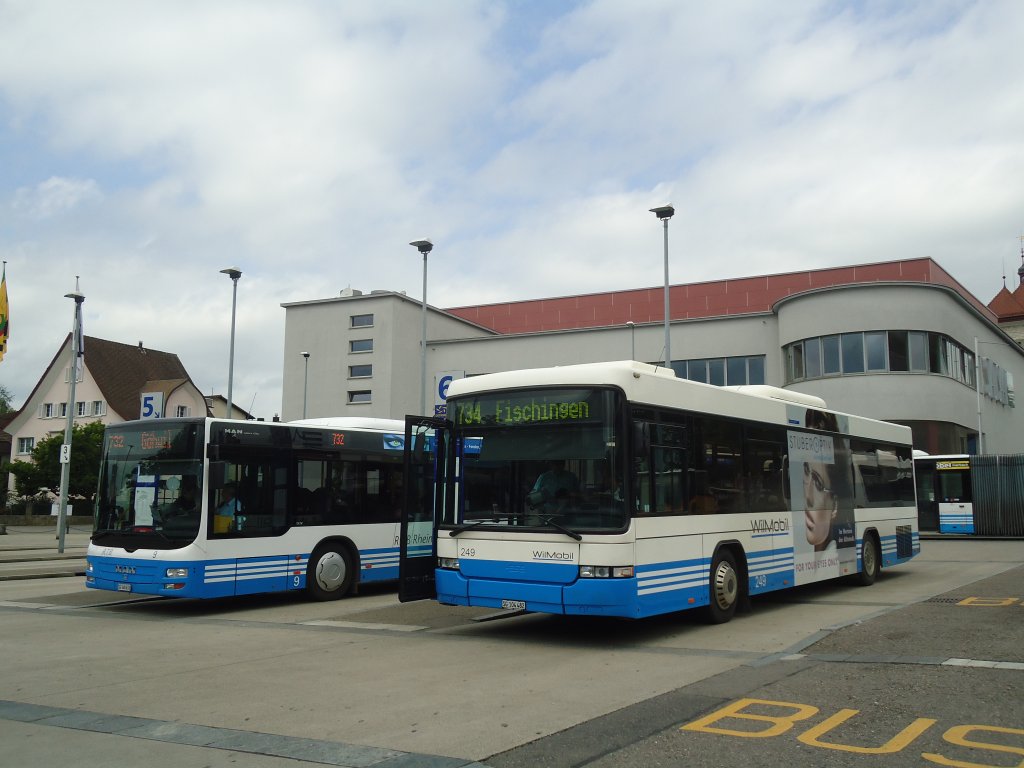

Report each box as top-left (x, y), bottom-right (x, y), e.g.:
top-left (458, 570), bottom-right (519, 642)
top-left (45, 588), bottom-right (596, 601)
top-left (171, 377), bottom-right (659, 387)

top-left (86, 556), bottom-right (206, 598)
top-left (436, 568), bottom-right (638, 617)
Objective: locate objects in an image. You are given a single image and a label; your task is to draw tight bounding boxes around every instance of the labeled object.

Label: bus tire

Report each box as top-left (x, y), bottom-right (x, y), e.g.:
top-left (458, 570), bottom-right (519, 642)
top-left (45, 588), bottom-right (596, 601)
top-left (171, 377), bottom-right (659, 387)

top-left (307, 544), bottom-right (355, 601)
top-left (854, 533), bottom-right (880, 587)
top-left (706, 549), bottom-right (740, 624)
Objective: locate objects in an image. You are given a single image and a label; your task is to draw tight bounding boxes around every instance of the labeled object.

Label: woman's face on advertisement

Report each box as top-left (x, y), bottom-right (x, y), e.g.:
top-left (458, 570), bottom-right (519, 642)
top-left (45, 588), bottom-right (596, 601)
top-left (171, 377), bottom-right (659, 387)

top-left (803, 460), bottom-right (834, 547)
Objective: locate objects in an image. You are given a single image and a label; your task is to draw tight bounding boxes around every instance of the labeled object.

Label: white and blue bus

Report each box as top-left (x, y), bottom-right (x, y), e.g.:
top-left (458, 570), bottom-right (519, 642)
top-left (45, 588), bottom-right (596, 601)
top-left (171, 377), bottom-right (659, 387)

top-left (87, 417), bottom-right (407, 599)
top-left (913, 454), bottom-right (974, 534)
top-left (399, 361), bottom-right (919, 622)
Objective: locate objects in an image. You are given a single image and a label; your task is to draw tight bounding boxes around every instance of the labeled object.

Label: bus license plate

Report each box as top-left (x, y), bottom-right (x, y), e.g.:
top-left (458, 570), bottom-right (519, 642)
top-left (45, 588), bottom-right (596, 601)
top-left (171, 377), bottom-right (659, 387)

top-left (501, 599), bottom-right (526, 610)
top-left (117, 583), bottom-right (132, 592)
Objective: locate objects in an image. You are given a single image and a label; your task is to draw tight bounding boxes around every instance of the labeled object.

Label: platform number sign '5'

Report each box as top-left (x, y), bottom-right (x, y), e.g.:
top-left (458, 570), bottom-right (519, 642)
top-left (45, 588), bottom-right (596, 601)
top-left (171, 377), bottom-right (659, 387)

top-left (140, 392), bottom-right (164, 420)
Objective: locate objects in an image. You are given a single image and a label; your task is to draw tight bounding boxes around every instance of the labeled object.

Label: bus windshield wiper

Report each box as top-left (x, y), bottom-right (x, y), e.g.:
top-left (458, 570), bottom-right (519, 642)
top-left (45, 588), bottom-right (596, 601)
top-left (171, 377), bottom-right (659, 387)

top-left (541, 517), bottom-right (582, 541)
top-left (448, 519), bottom-right (492, 536)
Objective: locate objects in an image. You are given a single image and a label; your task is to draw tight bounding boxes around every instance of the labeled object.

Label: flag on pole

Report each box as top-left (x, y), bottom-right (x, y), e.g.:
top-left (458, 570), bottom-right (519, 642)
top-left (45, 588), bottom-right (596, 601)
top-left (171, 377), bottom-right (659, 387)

top-left (0, 262), bottom-right (8, 362)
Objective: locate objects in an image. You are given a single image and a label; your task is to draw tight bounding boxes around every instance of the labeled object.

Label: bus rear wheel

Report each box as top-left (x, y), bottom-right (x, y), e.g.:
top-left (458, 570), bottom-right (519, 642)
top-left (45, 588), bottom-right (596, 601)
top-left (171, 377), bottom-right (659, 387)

top-left (307, 544), bottom-right (354, 601)
top-left (854, 534), bottom-right (880, 586)
top-left (706, 549), bottom-right (739, 624)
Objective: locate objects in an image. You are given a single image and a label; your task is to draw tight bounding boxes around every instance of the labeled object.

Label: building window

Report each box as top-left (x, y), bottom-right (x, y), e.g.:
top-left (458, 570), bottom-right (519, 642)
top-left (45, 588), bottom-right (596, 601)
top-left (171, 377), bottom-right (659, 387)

top-left (42, 403), bottom-right (55, 418)
top-left (865, 331), bottom-right (887, 372)
top-left (17, 437), bottom-right (34, 455)
top-left (783, 331), bottom-right (1010, 404)
top-left (841, 333), bottom-right (865, 374)
top-left (670, 355), bottom-right (766, 386)
top-left (92, 401), bottom-right (106, 416)
top-left (804, 337), bottom-right (822, 378)
top-left (348, 390), bottom-right (372, 404)
top-left (350, 313), bottom-right (374, 328)
top-left (888, 331), bottom-right (909, 372)
top-left (175, 405), bottom-right (191, 417)
top-left (349, 364), bottom-right (372, 378)
top-left (59, 402), bottom-right (68, 417)
top-left (350, 339), bottom-right (373, 353)
top-left (77, 401), bottom-right (87, 416)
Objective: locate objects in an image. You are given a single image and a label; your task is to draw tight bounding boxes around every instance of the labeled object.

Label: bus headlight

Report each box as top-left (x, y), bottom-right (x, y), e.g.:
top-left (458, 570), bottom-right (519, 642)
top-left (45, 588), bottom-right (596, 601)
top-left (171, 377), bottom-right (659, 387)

top-left (579, 565), bottom-right (634, 578)
top-left (438, 557), bottom-right (460, 570)
top-left (165, 567), bottom-right (188, 578)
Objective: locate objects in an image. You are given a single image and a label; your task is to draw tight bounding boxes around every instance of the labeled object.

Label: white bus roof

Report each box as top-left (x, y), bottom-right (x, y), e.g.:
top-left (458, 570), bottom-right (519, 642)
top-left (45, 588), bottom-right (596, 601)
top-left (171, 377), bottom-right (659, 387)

top-left (447, 360), bottom-right (911, 445)
top-left (286, 417), bottom-right (405, 432)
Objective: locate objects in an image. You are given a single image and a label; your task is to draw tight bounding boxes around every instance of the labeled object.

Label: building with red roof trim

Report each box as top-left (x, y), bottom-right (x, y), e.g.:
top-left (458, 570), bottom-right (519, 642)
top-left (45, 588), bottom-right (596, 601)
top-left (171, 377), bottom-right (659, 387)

top-left (282, 257), bottom-right (1024, 456)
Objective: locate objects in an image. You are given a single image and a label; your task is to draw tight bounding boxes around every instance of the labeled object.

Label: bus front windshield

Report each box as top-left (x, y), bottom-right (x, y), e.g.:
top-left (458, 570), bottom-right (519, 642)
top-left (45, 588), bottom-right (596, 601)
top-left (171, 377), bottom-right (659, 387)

top-left (448, 387), bottom-right (627, 533)
top-left (93, 421), bottom-right (204, 549)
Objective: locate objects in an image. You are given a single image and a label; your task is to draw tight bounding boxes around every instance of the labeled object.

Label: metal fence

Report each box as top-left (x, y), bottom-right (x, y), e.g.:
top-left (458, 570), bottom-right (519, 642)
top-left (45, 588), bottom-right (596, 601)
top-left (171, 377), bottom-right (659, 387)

top-left (972, 453), bottom-right (1024, 536)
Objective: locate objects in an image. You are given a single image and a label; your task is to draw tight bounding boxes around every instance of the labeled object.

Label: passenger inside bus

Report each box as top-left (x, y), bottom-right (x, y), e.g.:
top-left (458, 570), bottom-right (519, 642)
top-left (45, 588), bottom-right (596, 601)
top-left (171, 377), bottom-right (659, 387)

top-left (688, 475), bottom-right (719, 514)
top-left (526, 460), bottom-right (579, 516)
top-left (214, 482), bottom-right (241, 532)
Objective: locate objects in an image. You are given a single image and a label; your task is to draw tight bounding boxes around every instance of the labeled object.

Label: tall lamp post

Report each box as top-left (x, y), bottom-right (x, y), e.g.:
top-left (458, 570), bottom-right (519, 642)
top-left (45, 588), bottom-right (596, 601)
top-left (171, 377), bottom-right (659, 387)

top-left (220, 267), bottom-right (242, 418)
top-left (649, 204), bottom-right (675, 370)
top-left (302, 352), bottom-right (310, 419)
top-left (56, 286), bottom-right (84, 554)
top-left (409, 239), bottom-right (433, 416)
top-left (627, 321), bottom-right (636, 361)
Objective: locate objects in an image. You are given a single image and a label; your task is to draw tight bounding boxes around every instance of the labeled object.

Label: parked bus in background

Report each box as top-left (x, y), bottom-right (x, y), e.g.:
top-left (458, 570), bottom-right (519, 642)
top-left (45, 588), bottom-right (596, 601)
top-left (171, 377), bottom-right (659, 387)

top-left (88, 417), bottom-right (407, 600)
top-left (914, 454), bottom-right (974, 534)
top-left (399, 361), bottom-right (919, 622)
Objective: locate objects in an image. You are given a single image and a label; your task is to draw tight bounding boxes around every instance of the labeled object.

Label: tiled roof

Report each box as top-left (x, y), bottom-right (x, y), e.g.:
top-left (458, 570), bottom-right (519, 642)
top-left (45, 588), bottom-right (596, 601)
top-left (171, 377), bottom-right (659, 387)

top-left (445, 257), bottom-right (996, 333)
top-left (21, 335), bottom-right (206, 421)
top-left (988, 286), bottom-right (1024, 321)
top-left (85, 338), bottom-right (205, 419)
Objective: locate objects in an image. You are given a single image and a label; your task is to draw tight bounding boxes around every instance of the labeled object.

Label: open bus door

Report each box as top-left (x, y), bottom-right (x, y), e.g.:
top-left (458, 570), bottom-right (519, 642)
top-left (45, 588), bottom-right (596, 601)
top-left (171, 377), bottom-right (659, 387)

top-left (399, 415), bottom-right (451, 602)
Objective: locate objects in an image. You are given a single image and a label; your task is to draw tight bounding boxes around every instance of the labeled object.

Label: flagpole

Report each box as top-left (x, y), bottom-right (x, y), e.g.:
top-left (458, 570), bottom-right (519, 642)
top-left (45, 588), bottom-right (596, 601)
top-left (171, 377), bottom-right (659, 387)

top-left (57, 281), bottom-right (85, 553)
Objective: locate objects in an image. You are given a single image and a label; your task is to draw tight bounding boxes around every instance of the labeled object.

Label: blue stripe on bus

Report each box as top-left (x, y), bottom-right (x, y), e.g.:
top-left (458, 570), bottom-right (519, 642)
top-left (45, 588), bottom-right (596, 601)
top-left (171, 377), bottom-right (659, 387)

top-left (358, 545), bottom-right (400, 582)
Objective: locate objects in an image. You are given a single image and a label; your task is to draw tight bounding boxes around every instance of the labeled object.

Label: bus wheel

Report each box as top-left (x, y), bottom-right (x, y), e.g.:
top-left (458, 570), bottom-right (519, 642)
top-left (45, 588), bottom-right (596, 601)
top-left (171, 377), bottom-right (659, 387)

top-left (307, 545), bottom-right (354, 601)
top-left (855, 534), bottom-right (880, 587)
top-left (707, 549), bottom-right (739, 624)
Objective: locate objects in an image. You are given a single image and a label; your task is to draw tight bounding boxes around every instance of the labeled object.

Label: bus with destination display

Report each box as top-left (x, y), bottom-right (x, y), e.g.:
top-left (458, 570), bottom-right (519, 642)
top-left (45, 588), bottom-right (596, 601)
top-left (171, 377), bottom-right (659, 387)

top-left (398, 360), bottom-right (919, 621)
top-left (913, 454), bottom-right (974, 534)
top-left (87, 417), bottom-right (408, 600)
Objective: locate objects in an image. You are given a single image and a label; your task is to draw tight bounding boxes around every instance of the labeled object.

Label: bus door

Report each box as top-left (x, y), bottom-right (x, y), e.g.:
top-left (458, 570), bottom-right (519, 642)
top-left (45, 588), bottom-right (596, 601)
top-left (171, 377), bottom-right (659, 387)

top-left (399, 416), bottom-right (451, 602)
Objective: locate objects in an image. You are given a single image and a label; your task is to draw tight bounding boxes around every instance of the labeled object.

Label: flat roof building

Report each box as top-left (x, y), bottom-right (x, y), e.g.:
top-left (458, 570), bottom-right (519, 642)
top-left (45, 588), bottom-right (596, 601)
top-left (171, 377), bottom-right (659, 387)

top-left (281, 257), bottom-right (1023, 455)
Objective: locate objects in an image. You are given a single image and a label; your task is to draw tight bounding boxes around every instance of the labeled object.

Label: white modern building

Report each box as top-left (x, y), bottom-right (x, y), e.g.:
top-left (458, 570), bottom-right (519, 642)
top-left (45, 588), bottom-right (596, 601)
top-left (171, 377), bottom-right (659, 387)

top-left (281, 258), bottom-right (1024, 456)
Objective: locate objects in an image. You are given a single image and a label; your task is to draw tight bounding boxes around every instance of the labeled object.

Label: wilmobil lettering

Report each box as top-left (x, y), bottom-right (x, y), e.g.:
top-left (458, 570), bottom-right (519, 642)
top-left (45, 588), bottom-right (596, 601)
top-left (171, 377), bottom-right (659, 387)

top-left (750, 518), bottom-right (790, 534)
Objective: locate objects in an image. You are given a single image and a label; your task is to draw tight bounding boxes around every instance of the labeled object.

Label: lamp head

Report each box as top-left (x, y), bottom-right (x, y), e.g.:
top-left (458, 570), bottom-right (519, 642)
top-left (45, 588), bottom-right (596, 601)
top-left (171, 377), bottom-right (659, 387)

top-left (220, 267), bottom-right (242, 280)
top-left (301, 352), bottom-right (310, 359)
top-left (649, 204), bottom-right (675, 220)
top-left (409, 239), bottom-right (433, 255)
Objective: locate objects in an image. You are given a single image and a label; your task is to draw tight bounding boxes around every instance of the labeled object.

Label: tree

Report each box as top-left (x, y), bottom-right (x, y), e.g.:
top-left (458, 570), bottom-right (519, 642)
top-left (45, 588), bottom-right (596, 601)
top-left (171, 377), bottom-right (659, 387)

top-left (6, 420), bottom-right (105, 505)
top-left (0, 383), bottom-right (13, 413)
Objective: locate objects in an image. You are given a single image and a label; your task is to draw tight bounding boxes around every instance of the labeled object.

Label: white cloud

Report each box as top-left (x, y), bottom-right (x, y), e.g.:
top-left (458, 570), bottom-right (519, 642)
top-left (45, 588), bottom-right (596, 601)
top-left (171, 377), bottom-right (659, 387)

top-left (12, 177), bottom-right (103, 220)
top-left (0, 0), bottom-right (1022, 416)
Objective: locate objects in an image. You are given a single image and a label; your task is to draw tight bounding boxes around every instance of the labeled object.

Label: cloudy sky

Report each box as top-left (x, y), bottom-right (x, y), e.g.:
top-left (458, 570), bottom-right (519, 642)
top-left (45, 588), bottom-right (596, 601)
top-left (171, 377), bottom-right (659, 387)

top-left (1, 0), bottom-right (1022, 418)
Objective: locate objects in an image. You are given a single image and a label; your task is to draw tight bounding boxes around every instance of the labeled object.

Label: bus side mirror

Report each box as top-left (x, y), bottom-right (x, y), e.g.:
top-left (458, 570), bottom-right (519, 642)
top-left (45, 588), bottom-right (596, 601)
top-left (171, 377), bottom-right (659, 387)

top-left (208, 461), bottom-right (226, 490)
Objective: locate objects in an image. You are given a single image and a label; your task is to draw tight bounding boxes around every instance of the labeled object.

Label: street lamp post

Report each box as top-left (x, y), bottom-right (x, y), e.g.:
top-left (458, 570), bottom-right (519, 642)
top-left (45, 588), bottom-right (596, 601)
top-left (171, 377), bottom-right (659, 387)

top-left (220, 267), bottom-right (242, 418)
top-left (975, 337), bottom-right (983, 455)
top-left (409, 239), bottom-right (433, 416)
top-left (627, 321), bottom-right (636, 361)
top-left (302, 352), bottom-right (310, 419)
top-left (649, 204), bottom-right (675, 370)
top-left (56, 286), bottom-right (84, 554)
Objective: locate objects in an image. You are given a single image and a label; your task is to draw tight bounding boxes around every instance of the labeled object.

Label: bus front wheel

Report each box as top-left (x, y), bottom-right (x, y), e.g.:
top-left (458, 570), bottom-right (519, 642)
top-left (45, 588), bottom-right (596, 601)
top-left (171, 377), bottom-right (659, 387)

top-left (706, 549), bottom-right (739, 624)
top-left (307, 544), bottom-right (355, 601)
